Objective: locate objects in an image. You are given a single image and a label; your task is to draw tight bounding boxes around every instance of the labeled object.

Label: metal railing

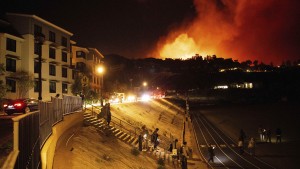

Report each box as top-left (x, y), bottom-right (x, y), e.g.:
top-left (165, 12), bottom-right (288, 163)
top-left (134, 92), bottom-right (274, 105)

top-left (6, 95), bottom-right (83, 169)
top-left (85, 105), bottom-right (141, 138)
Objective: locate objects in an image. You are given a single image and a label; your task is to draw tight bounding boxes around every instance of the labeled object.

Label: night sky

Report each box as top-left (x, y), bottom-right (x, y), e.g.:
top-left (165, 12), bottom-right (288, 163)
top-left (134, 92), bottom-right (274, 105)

top-left (1, 0), bottom-right (300, 65)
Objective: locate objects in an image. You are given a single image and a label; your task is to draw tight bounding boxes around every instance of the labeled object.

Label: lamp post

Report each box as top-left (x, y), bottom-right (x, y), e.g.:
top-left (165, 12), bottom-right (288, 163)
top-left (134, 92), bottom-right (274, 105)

top-left (97, 65), bottom-right (104, 106)
top-left (34, 34), bottom-right (45, 100)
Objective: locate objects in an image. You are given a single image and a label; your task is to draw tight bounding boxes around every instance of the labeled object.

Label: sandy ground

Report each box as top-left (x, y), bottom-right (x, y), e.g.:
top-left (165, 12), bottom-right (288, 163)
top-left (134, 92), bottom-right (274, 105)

top-left (194, 101), bottom-right (300, 169)
top-left (53, 99), bottom-right (208, 169)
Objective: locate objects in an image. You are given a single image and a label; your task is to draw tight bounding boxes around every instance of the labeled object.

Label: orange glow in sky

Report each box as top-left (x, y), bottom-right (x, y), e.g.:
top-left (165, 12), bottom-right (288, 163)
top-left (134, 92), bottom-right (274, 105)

top-left (153, 0), bottom-right (300, 65)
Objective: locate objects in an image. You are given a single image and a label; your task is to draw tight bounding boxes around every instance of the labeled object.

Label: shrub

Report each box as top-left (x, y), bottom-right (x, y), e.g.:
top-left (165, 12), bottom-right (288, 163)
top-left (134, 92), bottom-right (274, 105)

top-left (131, 147), bottom-right (140, 156)
top-left (157, 158), bottom-right (165, 166)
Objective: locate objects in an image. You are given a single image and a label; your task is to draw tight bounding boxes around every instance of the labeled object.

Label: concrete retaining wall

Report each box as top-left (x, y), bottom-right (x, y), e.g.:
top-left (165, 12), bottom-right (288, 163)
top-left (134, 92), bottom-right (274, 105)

top-left (40, 111), bottom-right (83, 169)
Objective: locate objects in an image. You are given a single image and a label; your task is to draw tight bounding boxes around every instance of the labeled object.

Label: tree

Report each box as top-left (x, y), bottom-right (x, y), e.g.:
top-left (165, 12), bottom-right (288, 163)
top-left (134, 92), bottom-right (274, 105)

top-left (11, 71), bottom-right (35, 98)
top-left (71, 74), bottom-right (83, 95)
top-left (0, 64), bottom-right (8, 99)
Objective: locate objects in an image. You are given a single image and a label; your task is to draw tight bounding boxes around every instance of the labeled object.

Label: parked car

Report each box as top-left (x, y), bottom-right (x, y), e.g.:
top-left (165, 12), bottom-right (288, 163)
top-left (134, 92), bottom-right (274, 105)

top-left (3, 98), bottom-right (39, 115)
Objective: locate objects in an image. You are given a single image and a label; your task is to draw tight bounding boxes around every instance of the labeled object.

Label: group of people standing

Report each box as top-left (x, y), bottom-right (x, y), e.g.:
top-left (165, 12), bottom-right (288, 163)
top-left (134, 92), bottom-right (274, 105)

top-left (236, 127), bottom-right (282, 157)
top-left (258, 125), bottom-right (282, 143)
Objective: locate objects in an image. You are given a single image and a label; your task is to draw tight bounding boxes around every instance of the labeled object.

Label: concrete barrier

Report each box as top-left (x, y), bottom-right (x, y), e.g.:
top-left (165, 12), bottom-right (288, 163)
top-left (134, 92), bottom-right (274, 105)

top-left (40, 111), bottom-right (83, 169)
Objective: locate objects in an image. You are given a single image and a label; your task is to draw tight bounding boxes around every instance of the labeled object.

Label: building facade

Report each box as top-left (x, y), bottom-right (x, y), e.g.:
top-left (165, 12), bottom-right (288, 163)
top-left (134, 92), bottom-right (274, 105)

top-left (0, 13), bottom-right (74, 100)
top-left (71, 45), bottom-right (104, 95)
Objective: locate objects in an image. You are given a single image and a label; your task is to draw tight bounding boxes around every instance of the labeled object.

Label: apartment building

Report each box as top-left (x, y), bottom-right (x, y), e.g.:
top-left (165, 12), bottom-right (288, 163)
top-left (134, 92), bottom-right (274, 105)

top-left (71, 45), bottom-right (104, 94)
top-left (0, 13), bottom-right (74, 100)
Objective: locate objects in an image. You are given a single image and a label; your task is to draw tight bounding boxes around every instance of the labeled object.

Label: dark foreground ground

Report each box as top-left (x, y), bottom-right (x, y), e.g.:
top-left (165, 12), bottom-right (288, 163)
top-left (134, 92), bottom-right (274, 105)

top-left (189, 101), bottom-right (300, 169)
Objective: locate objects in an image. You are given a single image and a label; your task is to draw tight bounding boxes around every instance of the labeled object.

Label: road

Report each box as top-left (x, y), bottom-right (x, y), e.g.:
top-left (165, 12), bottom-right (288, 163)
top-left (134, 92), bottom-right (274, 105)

top-left (192, 113), bottom-right (276, 169)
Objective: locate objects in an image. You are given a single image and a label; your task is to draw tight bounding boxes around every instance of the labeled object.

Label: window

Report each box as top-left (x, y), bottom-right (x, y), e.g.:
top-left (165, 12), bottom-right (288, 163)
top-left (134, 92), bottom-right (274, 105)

top-left (34, 25), bottom-right (42, 35)
top-left (6, 38), bottom-right (16, 52)
top-left (49, 31), bottom-right (55, 42)
top-left (49, 81), bottom-right (56, 93)
top-left (76, 62), bottom-right (86, 72)
top-left (6, 58), bottom-right (16, 72)
top-left (62, 52), bottom-right (67, 62)
top-left (49, 64), bottom-right (56, 76)
top-left (6, 79), bottom-right (16, 92)
top-left (34, 80), bottom-right (39, 92)
top-left (49, 48), bottom-right (56, 59)
top-left (62, 67), bottom-right (68, 78)
top-left (62, 83), bottom-right (68, 93)
top-left (61, 36), bottom-right (67, 47)
top-left (34, 61), bottom-right (39, 73)
top-left (34, 43), bottom-right (41, 55)
top-left (76, 51), bottom-right (86, 58)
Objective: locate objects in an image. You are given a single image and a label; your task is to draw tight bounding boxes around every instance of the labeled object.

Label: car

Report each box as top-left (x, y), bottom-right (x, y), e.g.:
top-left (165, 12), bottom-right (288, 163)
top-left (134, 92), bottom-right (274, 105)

top-left (3, 98), bottom-right (39, 115)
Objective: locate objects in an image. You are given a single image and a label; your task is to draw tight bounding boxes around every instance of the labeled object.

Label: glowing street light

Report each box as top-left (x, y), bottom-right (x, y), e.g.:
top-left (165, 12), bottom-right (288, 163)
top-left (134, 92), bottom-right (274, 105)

top-left (143, 81), bottom-right (147, 87)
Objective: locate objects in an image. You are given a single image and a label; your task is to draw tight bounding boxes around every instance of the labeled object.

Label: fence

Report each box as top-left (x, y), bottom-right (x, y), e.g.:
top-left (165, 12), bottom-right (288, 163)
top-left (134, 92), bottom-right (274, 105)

top-left (6, 95), bottom-right (82, 169)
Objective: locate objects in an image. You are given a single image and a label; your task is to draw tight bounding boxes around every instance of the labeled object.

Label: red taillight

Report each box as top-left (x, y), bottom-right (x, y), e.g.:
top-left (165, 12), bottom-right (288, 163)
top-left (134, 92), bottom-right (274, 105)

top-left (14, 102), bottom-right (23, 107)
top-left (3, 104), bottom-right (8, 108)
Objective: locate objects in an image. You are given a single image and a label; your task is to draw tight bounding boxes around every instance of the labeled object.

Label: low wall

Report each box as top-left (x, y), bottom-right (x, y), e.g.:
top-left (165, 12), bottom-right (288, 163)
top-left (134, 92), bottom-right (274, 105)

top-left (40, 111), bottom-right (83, 169)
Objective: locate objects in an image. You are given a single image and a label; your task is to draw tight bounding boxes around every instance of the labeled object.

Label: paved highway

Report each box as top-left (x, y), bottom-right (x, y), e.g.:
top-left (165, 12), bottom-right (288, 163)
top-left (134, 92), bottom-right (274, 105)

top-left (192, 113), bottom-right (276, 169)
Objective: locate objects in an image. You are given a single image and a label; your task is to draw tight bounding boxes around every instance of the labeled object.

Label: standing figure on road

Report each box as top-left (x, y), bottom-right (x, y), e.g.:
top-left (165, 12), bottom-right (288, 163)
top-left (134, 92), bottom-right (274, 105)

top-left (266, 128), bottom-right (272, 143)
top-left (239, 129), bottom-right (246, 142)
top-left (257, 125), bottom-right (263, 141)
top-left (238, 138), bottom-right (244, 155)
top-left (276, 128), bottom-right (282, 143)
top-left (248, 137), bottom-right (255, 156)
top-left (106, 111), bottom-right (111, 126)
top-left (151, 128), bottom-right (159, 143)
top-left (207, 145), bottom-right (215, 163)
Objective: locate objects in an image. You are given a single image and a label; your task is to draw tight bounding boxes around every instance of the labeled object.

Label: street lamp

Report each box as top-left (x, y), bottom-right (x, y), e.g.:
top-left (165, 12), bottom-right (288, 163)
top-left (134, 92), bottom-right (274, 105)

top-left (97, 65), bottom-right (105, 106)
top-left (34, 34), bottom-right (45, 100)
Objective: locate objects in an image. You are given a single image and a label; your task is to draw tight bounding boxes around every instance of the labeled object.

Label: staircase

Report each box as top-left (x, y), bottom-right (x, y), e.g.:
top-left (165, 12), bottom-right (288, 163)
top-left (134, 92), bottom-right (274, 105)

top-left (83, 112), bottom-right (182, 167)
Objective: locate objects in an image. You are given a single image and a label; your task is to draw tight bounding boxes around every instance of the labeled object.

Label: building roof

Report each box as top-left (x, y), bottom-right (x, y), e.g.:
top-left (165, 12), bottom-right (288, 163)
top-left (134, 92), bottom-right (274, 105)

top-left (6, 13), bottom-right (73, 36)
top-left (0, 19), bottom-right (23, 39)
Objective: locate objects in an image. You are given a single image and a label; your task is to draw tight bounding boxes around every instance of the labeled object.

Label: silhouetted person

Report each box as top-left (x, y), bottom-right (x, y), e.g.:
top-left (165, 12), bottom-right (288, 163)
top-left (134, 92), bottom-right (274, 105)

top-left (168, 143), bottom-right (173, 153)
top-left (238, 138), bottom-right (244, 155)
top-left (138, 134), bottom-right (143, 151)
top-left (258, 125), bottom-right (263, 141)
top-left (181, 155), bottom-right (188, 169)
top-left (276, 128), bottom-right (282, 143)
top-left (151, 128), bottom-right (159, 143)
top-left (266, 128), bottom-right (272, 143)
top-left (106, 111), bottom-right (111, 126)
top-left (55, 93), bottom-right (60, 98)
top-left (239, 129), bottom-right (246, 142)
top-left (248, 137), bottom-right (255, 156)
top-left (207, 145), bottom-right (215, 163)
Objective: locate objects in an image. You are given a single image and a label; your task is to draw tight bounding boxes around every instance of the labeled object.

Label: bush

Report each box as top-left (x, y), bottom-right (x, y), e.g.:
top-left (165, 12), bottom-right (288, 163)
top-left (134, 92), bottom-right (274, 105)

top-left (131, 147), bottom-right (140, 156)
top-left (157, 158), bottom-right (165, 166)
